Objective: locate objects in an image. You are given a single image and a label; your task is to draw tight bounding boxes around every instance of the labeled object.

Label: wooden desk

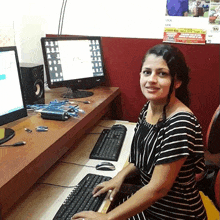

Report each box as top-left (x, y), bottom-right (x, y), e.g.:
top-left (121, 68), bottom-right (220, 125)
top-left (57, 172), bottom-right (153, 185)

top-left (3, 119), bottom-right (220, 220)
top-left (0, 86), bottom-right (120, 217)
top-left (4, 120), bottom-right (136, 220)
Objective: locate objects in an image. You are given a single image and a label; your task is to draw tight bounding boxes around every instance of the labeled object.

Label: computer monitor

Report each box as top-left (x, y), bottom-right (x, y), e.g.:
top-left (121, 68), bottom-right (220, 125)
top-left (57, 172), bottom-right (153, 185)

top-left (0, 47), bottom-right (27, 144)
top-left (41, 36), bottom-right (106, 98)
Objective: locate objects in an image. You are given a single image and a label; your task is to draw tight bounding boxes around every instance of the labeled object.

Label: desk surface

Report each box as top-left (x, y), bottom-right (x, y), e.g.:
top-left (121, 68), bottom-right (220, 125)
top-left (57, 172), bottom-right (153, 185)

top-left (0, 86), bottom-right (120, 216)
top-left (4, 120), bottom-right (136, 220)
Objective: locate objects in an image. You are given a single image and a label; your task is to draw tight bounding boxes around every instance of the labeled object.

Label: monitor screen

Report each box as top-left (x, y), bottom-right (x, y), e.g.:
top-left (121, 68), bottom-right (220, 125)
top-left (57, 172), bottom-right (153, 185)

top-left (0, 47), bottom-right (27, 143)
top-left (41, 36), bottom-right (106, 98)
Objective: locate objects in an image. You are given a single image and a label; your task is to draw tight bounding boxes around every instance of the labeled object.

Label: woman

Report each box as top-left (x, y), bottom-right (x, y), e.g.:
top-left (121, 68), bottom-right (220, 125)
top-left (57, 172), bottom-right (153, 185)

top-left (72, 44), bottom-right (207, 220)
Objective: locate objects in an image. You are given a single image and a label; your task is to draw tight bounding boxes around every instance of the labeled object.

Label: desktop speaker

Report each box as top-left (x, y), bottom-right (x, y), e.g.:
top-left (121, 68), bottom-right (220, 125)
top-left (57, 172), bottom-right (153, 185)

top-left (20, 63), bottom-right (45, 105)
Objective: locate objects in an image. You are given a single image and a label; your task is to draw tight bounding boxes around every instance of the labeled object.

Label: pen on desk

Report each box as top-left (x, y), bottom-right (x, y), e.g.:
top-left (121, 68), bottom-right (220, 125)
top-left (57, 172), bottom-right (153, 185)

top-left (25, 128), bottom-right (32, 133)
top-left (69, 100), bottom-right (90, 104)
top-left (0, 141), bottom-right (26, 147)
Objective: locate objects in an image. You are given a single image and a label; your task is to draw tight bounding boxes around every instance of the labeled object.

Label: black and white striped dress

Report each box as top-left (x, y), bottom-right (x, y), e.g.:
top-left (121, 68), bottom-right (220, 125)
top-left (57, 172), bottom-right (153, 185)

top-left (127, 102), bottom-right (207, 220)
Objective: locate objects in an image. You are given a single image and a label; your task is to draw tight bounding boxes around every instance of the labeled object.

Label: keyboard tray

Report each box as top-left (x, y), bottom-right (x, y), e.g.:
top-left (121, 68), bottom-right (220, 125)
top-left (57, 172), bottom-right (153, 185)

top-left (53, 173), bottom-right (111, 220)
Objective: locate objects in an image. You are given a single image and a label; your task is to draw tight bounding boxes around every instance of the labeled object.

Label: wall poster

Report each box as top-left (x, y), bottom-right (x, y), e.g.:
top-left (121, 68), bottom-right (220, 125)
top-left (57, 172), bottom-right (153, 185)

top-left (164, 0), bottom-right (220, 44)
top-left (206, 0), bottom-right (220, 44)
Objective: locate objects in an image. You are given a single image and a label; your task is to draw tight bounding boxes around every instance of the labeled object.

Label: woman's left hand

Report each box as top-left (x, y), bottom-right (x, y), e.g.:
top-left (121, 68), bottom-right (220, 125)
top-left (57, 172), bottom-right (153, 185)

top-left (71, 211), bottom-right (108, 220)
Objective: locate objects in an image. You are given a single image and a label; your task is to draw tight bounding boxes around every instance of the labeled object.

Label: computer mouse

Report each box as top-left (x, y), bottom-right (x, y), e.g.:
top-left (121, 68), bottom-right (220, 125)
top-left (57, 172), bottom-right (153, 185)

top-left (111, 124), bottom-right (127, 131)
top-left (95, 162), bottom-right (115, 171)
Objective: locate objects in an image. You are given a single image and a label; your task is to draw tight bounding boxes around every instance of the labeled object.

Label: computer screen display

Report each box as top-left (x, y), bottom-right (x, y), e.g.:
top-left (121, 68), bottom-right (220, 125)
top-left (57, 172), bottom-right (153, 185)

top-left (0, 47), bottom-right (27, 126)
top-left (41, 36), bottom-right (106, 98)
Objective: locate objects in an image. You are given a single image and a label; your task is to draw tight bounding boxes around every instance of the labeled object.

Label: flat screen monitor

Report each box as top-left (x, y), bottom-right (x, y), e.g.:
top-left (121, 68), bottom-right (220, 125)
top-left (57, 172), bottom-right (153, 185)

top-left (0, 47), bottom-right (27, 144)
top-left (41, 36), bottom-right (106, 98)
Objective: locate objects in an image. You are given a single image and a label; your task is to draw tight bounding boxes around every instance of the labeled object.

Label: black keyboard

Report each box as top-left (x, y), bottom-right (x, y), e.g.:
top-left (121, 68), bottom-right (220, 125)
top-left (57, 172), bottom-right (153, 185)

top-left (53, 173), bottom-right (111, 220)
top-left (89, 124), bottom-right (127, 161)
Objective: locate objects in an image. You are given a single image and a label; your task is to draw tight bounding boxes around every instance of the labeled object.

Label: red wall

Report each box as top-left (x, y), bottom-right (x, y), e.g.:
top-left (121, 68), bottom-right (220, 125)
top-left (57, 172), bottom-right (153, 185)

top-left (47, 35), bottom-right (219, 141)
top-left (101, 37), bottom-right (219, 139)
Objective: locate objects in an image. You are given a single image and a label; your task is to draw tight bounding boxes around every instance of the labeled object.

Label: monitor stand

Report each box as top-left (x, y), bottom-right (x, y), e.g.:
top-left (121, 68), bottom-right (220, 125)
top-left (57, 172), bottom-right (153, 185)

top-left (0, 128), bottom-right (15, 145)
top-left (62, 88), bottom-right (94, 99)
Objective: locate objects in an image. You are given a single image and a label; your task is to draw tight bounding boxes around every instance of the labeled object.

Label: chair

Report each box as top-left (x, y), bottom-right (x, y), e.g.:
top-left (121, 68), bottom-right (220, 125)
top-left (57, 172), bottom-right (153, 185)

top-left (200, 106), bottom-right (220, 215)
top-left (196, 105), bottom-right (220, 182)
top-left (214, 170), bottom-right (220, 211)
top-left (204, 105), bottom-right (220, 168)
top-left (206, 105), bottom-right (220, 154)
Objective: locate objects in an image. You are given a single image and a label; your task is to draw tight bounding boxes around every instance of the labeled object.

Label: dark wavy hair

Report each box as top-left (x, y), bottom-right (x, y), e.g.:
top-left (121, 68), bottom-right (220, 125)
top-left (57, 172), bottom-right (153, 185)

top-left (142, 44), bottom-right (191, 128)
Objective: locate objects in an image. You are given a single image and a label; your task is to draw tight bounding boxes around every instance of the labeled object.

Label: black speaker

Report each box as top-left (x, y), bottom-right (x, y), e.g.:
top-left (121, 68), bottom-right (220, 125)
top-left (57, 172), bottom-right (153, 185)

top-left (20, 63), bottom-right (45, 105)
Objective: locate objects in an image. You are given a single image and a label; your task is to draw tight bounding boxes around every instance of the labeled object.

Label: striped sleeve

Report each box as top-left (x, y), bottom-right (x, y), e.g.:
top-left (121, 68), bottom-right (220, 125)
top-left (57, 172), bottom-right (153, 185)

top-left (155, 113), bottom-right (205, 170)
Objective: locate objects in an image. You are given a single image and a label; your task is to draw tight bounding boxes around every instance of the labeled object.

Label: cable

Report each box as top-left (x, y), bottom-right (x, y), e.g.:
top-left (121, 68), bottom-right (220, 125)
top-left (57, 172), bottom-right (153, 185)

top-left (58, 0), bottom-right (65, 35)
top-left (60, 0), bottom-right (68, 35)
top-left (0, 141), bottom-right (26, 147)
top-left (60, 161), bottom-right (95, 168)
top-left (37, 162), bottom-right (96, 188)
top-left (37, 182), bottom-right (77, 189)
top-left (37, 162), bottom-right (95, 188)
top-left (58, 0), bottom-right (68, 36)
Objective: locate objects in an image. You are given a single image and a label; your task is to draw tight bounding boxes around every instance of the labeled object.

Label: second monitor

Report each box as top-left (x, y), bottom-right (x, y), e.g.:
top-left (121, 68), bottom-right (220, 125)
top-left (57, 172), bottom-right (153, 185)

top-left (41, 36), bottom-right (106, 99)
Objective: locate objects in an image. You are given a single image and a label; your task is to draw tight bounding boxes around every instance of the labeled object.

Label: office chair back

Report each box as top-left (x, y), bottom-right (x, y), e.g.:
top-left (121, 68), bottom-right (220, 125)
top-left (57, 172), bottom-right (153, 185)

top-left (206, 105), bottom-right (220, 154)
top-left (214, 170), bottom-right (220, 211)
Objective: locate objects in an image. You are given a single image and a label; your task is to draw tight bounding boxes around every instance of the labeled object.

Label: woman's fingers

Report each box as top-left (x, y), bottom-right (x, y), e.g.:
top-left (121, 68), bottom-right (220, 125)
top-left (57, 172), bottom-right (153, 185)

top-left (92, 179), bottom-right (121, 200)
top-left (109, 188), bottom-right (119, 201)
top-left (92, 185), bottom-right (103, 195)
top-left (93, 182), bottom-right (106, 193)
top-left (93, 186), bottom-right (108, 197)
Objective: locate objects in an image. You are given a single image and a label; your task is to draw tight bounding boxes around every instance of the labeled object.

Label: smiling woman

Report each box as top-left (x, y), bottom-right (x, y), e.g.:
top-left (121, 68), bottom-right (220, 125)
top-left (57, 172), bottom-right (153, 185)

top-left (142, 44), bottom-right (190, 106)
top-left (71, 44), bottom-right (207, 220)
top-left (140, 54), bottom-right (173, 105)
top-left (140, 44), bottom-right (191, 127)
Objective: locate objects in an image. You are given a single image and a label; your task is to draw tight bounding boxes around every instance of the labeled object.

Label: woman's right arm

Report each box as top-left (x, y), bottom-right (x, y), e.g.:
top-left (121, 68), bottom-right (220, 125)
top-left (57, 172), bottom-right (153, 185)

top-left (93, 163), bottom-right (138, 201)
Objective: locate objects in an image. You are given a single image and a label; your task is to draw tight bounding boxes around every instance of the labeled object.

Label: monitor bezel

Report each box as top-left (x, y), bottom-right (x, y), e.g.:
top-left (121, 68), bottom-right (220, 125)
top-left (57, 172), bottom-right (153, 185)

top-left (41, 36), bottom-right (106, 91)
top-left (0, 46), bottom-right (27, 126)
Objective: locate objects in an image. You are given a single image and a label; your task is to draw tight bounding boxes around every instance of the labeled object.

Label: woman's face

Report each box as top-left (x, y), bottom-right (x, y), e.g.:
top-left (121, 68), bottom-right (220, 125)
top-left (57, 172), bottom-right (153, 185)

top-left (140, 54), bottom-right (172, 104)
